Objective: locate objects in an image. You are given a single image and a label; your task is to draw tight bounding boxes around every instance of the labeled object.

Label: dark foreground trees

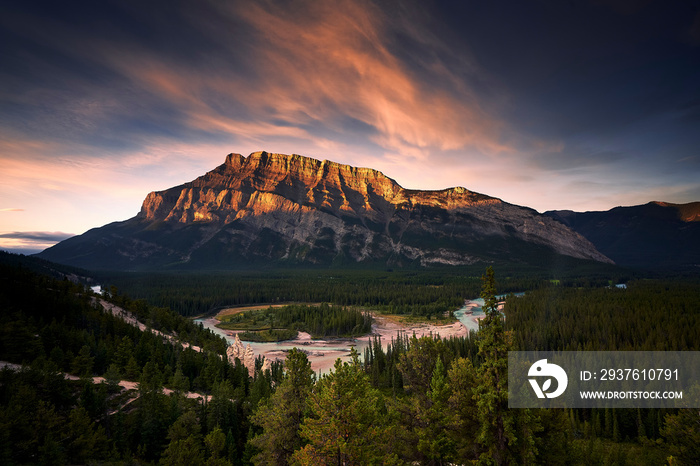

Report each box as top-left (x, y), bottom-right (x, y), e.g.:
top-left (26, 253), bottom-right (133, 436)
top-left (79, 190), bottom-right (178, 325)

top-left (246, 267), bottom-right (546, 465)
top-left (474, 266), bottom-right (538, 465)
top-left (292, 349), bottom-right (395, 465)
top-left (2, 254), bottom-right (697, 465)
top-left (249, 348), bottom-right (315, 465)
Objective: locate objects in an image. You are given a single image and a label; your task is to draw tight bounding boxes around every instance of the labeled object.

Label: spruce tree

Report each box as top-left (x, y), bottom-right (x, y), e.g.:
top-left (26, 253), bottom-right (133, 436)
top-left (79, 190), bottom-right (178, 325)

top-left (416, 357), bottom-right (457, 463)
top-left (160, 410), bottom-right (205, 466)
top-left (661, 386), bottom-right (700, 465)
top-left (292, 349), bottom-right (391, 465)
top-left (473, 267), bottom-right (536, 465)
top-left (249, 348), bottom-right (315, 465)
top-left (447, 357), bottom-right (479, 462)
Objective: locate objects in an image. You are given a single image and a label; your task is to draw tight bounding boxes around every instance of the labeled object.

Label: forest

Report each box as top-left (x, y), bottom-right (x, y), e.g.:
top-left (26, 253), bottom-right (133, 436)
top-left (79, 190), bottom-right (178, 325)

top-left (0, 252), bottom-right (698, 465)
top-left (218, 303), bottom-right (372, 341)
top-left (94, 264), bottom-right (629, 319)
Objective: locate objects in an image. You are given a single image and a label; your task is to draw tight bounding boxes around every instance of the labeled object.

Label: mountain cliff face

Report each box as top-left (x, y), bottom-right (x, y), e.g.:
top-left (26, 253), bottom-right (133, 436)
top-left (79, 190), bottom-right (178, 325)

top-left (546, 201), bottom-right (700, 269)
top-left (38, 151), bottom-right (611, 270)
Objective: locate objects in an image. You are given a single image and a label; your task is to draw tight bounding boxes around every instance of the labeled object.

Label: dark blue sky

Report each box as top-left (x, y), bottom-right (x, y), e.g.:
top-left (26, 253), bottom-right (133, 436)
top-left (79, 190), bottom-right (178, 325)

top-left (1, 0), bottom-right (699, 251)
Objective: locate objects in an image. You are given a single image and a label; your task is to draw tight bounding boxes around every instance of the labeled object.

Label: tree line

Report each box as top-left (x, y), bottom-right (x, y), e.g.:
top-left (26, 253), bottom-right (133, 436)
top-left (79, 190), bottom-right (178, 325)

top-left (219, 303), bottom-right (372, 340)
top-left (504, 280), bottom-right (700, 351)
top-left (97, 268), bottom-right (553, 318)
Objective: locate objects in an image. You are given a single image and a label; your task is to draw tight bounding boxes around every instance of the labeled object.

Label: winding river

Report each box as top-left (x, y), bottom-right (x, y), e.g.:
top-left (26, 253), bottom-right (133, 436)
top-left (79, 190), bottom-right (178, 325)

top-left (194, 294), bottom-right (522, 372)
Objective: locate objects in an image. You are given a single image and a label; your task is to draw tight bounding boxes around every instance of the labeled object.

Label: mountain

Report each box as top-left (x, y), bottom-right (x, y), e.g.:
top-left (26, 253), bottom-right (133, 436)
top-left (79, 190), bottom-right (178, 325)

top-left (38, 151), bottom-right (611, 270)
top-left (545, 202), bottom-right (700, 269)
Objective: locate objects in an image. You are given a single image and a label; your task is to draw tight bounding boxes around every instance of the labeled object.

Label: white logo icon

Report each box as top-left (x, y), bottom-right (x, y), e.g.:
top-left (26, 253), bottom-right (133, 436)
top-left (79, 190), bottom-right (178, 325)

top-left (528, 359), bottom-right (568, 399)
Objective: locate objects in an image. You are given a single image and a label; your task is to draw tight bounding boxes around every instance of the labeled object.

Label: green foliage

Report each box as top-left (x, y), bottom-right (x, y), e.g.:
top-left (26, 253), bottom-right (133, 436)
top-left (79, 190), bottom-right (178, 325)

top-left (99, 268), bottom-right (542, 318)
top-left (415, 358), bottom-right (457, 463)
top-left (160, 410), bottom-right (204, 466)
top-left (0, 368), bottom-right (111, 464)
top-left (661, 386), bottom-right (700, 465)
top-left (397, 335), bottom-right (453, 398)
top-left (205, 427), bottom-right (230, 466)
top-left (237, 328), bottom-right (298, 342)
top-left (220, 303), bottom-right (372, 339)
top-left (447, 357), bottom-right (480, 461)
top-left (249, 349), bottom-right (315, 465)
top-left (474, 267), bottom-right (537, 465)
top-left (1, 253), bottom-right (697, 465)
top-left (292, 350), bottom-right (392, 465)
top-left (505, 280), bottom-right (700, 351)
top-left (503, 277), bottom-right (700, 465)
top-left (363, 332), bottom-right (480, 395)
top-left (0, 259), bottom-right (270, 464)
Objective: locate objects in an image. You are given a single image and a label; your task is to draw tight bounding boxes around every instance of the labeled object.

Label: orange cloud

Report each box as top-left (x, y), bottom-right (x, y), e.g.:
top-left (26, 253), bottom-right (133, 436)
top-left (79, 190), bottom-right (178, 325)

top-left (101, 0), bottom-right (513, 160)
top-left (225, 0), bottom-right (511, 155)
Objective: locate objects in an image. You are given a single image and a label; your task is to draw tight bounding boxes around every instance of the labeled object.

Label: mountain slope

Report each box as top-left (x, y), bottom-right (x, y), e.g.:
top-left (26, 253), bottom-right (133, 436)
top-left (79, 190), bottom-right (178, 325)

top-left (38, 151), bottom-right (611, 270)
top-left (545, 202), bottom-right (700, 269)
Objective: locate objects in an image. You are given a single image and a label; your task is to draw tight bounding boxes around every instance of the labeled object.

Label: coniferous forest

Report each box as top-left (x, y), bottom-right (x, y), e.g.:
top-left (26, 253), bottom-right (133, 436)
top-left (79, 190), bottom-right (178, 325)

top-left (0, 252), bottom-right (699, 465)
top-left (94, 265), bottom-right (622, 319)
top-left (218, 303), bottom-right (372, 341)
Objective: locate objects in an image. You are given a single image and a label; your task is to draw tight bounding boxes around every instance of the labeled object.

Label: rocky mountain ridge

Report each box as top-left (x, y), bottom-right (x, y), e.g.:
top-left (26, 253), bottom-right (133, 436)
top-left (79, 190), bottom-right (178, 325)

top-left (545, 201), bottom-right (700, 269)
top-left (38, 151), bottom-right (611, 270)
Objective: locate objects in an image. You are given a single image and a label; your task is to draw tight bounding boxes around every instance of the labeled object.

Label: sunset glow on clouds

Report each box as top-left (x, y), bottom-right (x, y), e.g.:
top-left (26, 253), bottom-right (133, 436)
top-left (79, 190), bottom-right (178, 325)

top-left (1, 0), bottom-right (699, 252)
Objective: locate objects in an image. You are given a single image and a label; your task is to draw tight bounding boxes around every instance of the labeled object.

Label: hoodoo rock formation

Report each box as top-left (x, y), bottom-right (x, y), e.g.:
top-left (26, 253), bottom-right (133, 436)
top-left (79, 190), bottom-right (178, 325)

top-left (226, 334), bottom-right (270, 376)
top-left (38, 151), bottom-right (612, 269)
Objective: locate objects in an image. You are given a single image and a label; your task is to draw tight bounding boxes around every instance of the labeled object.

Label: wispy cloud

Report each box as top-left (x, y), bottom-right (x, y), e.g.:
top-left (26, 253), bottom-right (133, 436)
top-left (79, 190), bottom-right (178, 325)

top-left (1, 0), bottom-right (528, 230)
top-left (0, 231), bottom-right (74, 242)
top-left (223, 0), bottom-right (505, 154)
top-left (0, 0), bottom-right (697, 235)
top-left (0, 231), bottom-right (74, 254)
top-left (51, 0), bottom-right (516, 161)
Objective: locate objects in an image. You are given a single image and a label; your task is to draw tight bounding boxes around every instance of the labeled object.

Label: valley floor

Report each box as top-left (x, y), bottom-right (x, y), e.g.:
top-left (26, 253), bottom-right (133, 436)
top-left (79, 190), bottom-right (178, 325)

top-left (199, 310), bottom-right (469, 372)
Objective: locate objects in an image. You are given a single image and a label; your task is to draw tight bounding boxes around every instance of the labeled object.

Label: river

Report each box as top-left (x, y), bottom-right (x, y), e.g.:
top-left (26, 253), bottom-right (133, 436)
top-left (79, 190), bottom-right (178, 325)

top-left (194, 294), bottom-right (522, 373)
top-left (194, 317), bottom-right (361, 373)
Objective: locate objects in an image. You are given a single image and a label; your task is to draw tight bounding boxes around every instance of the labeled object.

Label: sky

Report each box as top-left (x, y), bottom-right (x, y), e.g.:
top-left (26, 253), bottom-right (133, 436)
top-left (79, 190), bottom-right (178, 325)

top-left (1, 0), bottom-right (699, 254)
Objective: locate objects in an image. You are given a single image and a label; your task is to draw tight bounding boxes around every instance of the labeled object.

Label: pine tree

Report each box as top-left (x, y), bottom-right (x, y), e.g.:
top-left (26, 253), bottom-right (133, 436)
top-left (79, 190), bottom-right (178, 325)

top-left (124, 355), bottom-right (141, 381)
top-left (71, 345), bottom-right (94, 377)
top-left (204, 427), bottom-right (231, 466)
top-left (249, 348), bottom-right (315, 465)
top-left (397, 335), bottom-right (451, 399)
top-left (160, 410), bottom-right (205, 466)
top-left (207, 381), bottom-right (237, 434)
top-left (416, 357), bottom-right (456, 464)
top-left (447, 357), bottom-right (479, 462)
top-left (661, 386), bottom-right (700, 466)
top-left (473, 267), bottom-right (536, 465)
top-left (170, 362), bottom-right (191, 394)
top-left (104, 363), bottom-right (122, 389)
top-left (292, 350), bottom-right (391, 465)
top-left (65, 406), bottom-right (108, 464)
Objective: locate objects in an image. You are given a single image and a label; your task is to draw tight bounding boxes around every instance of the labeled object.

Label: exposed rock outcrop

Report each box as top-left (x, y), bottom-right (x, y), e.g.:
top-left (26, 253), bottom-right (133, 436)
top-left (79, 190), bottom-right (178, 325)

top-left (226, 334), bottom-right (270, 376)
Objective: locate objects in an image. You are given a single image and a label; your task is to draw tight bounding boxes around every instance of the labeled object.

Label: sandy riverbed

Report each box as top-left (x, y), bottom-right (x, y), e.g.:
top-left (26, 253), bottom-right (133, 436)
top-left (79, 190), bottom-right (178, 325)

top-left (197, 312), bottom-right (469, 373)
